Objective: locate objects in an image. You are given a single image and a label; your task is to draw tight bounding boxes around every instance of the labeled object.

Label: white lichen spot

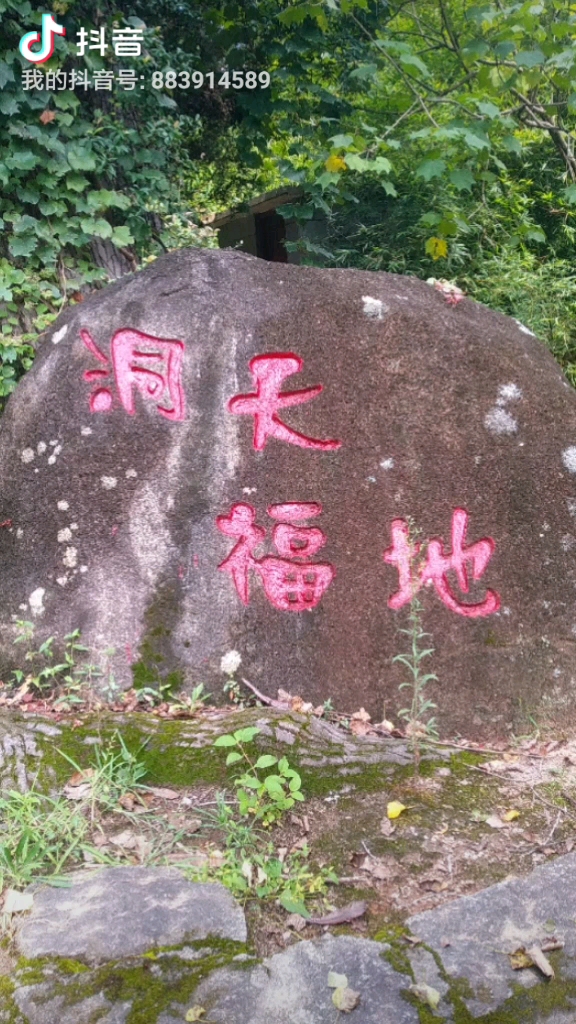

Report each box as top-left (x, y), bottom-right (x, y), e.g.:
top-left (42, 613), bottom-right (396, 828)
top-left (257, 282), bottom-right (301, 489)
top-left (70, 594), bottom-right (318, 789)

top-left (53, 444), bottom-right (62, 456)
top-left (514, 318), bottom-right (535, 337)
top-left (34, 468), bottom-right (39, 474)
top-left (51, 324), bottom-right (68, 344)
top-left (379, 458), bottom-right (394, 471)
top-left (57, 528), bottom-right (73, 544)
top-left (21, 448), bottom-right (34, 464)
top-left (100, 476), bottom-right (117, 490)
top-left (125, 468), bottom-right (138, 479)
top-left (70, 522), bottom-right (78, 531)
top-left (56, 577), bottom-right (68, 587)
top-left (63, 546), bottom-right (78, 568)
top-left (542, 522), bottom-right (551, 532)
top-left (562, 447), bottom-right (576, 474)
top-left (81, 426), bottom-right (93, 436)
top-left (29, 587), bottom-right (45, 616)
top-left (57, 500), bottom-right (69, 511)
top-left (562, 534), bottom-right (575, 552)
top-left (49, 440), bottom-right (58, 446)
top-left (502, 607), bottom-right (511, 617)
top-left (362, 295), bottom-right (388, 319)
top-left (221, 650), bottom-right (241, 675)
top-left (484, 408), bottom-right (518, 435)
top-left (553, 668), bottom-right (562, 678)
top-left (47, 455), bottom-right (56, 465)
top-left (19, 603), bottom-right (27, 611)
top-left (79, 565), bottom-right (88, 573)
top-left (242, 487), bottom-right (257, 495)
top-left (16, 528), bottom-right (23, 539)
top-left (37, 442), bottom-right (47, 455)
top-left (568, 500), bottom-right (576, 518)
top-left (497, 383), bottom-right (522, 405)
top-left (166, 496), bottom-right (174, 509)
top-left (367, 475), bottom-right (376, 483)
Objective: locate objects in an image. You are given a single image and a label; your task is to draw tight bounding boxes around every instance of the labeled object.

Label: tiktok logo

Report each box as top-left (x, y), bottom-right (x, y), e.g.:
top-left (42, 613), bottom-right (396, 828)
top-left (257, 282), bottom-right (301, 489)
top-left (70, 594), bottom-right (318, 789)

top-left (19, 13), bottom-right (66, 63)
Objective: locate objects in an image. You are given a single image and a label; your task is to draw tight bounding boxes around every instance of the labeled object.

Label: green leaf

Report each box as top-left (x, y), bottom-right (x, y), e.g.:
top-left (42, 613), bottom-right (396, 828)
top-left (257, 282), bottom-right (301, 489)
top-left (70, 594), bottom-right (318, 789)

top-left (233, 727), bottom-right (260, 743)
top-left (415, 158), bottom-right (446, 181)
top-left (563, 185), bottom-right (576, 204)
top-left (449, 169), bottom-right (475, 192)
top-left (254, 755), bottom-right (277, 769)
top-left (279, 893), bottom-right (310, 917)
top-left (349, 63), bottom-right (377, 80)
top-left (475, 100), bottom-right (500, 118)
top-left (0, 61), bottom-right (15, 89)
top-left (65, 174), bottom-right (90, 192)
top-left (7, 150), bottom-right (39, 171)
top-left (328, 134), bottom-right (354, 148)
top-left (328, 972), bottom-right (348, 989)
top-left (0, 94), bottom-right (20, 116)
top-left (502, 135), bottom-right (523, 154)
top-left (213, 735), bottom-right (238, 747)
top-left (225, 752), bottom-right (242, 765)
top-left (9, 236), bottom-right (38, 258)
top-left (515, 49), bottom-right (545, 67)
top-left (111, 226), bottom-right (134, 247)
top-left (67, 148), bottom-right (96, 172)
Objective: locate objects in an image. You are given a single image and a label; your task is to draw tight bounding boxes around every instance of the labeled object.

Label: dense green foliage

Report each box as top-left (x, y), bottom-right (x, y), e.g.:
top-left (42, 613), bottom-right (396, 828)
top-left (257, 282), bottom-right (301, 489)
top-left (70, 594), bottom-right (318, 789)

top-left (1, 0), bottom-right (576, 405)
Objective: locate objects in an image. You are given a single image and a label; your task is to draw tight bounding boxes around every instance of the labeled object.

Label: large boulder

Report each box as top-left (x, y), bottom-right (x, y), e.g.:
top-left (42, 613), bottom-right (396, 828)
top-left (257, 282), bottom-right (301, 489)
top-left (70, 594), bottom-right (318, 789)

top-left (1, 248), bottom-right (576, 737)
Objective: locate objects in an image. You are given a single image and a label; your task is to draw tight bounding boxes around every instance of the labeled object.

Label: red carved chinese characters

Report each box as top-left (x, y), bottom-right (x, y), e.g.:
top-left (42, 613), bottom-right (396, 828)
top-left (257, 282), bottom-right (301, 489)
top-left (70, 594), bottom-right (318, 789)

top-left (228, 353), bottom-right (341, 451)
top-left (216, 501), bottom-right (335, 611)
top-left (383, 509), bottom-right (500, 618)
top-left (81, 328), bottom-right (186, 421)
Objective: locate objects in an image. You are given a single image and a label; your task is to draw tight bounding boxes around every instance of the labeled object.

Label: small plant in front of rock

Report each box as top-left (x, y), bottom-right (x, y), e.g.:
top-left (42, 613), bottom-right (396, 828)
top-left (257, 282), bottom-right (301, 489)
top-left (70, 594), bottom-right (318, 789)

top-left (11, 622), bottom-right (90, 701)
top-left (59, 730), bottom-right (149, 818)
top-left (392, 521), bottom-right (439, 771)
top-left (214, 726), bottom-right (305, 827)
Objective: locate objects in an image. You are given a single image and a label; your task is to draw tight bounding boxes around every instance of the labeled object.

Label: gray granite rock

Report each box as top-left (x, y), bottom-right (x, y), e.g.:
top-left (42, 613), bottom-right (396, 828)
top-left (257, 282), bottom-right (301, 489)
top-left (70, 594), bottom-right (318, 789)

top-left (14, 984), bottom-right (131, 1024)
top-left (408, 851), bottom-right (576, 1018)
top-left (15, 867), bottom-right (246, 963)
top-left (189, 934), bottom-right (419, 1024)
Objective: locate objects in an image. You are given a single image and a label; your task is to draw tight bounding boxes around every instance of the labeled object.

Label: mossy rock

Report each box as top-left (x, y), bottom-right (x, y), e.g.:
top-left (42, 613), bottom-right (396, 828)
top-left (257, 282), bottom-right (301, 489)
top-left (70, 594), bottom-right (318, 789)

top-left (0, 708), bottom-right (414, 796)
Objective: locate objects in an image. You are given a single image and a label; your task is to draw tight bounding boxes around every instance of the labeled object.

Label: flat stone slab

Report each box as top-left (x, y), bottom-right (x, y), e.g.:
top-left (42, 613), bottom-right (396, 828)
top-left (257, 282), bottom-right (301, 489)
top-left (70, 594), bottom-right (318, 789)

top-left (188, 934), bottom-right (418, 1024)
top-left (15, 866), bottom-right (246, 963)
top-left (407, 850), bottom-right (576, 1018)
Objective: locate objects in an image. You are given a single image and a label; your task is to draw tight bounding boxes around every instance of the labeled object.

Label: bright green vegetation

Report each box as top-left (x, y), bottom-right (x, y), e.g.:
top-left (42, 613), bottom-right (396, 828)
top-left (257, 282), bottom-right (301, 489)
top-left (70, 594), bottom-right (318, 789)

top-left (2, 0), bottom-right (576, 409)
top-left (186, 727), bottom-right (338, 915)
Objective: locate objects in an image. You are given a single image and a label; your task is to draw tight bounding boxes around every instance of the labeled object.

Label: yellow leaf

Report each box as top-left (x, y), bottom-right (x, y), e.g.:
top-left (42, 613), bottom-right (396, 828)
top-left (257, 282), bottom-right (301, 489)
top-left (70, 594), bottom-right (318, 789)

top-left (185, 1009), bottom-right (205, 1022)
top-left (503, 809), bottom-right (520, 821)
top-left (425, 236), bottom-right (448, 260)
top-left (387, 800), bottom-right (407, 820)
top-left (325, 154), bottom-right (347, 173)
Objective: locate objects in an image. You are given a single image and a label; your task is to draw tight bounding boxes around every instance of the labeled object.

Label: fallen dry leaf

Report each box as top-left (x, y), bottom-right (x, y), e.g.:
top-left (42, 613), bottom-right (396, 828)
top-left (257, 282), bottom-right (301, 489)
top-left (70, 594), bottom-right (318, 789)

top-left (3, 890), bottom-right (33, 914)
top-left (332, 986), bottom-right (360, 1012)
top-left (350, 719), bottom-right (372, 737)
top-left (39, 109), bottom-right (56, 124)
top-left (485, 814), bottom-right (506, 829)
top-left (526, 945), bottom-right (555, 978)
top-left (387, 800), bottom-right (407, 820)
top-left (409, 983), bottom-right (441, 1010)
top-left (146, 786), bottom-right (180, 800)
top-left (380, 817), bottom-right (396, 837)
top-left (118, 793), bottom-right (135, 811)
top-left (509, 945), bottom-right (555, 978)
top-left (351, 708), bottom-right (371, 722)
top-left (286, 913), bottom-right (307, 932)
top-left (109, 830), bottom-right (138, 849)
top-left (307, 900), bottom-right (366, 926)
top-left (185, 1008), bottom-right (205, 1022)
top-left (503, 809), bottom-right (520, 822)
